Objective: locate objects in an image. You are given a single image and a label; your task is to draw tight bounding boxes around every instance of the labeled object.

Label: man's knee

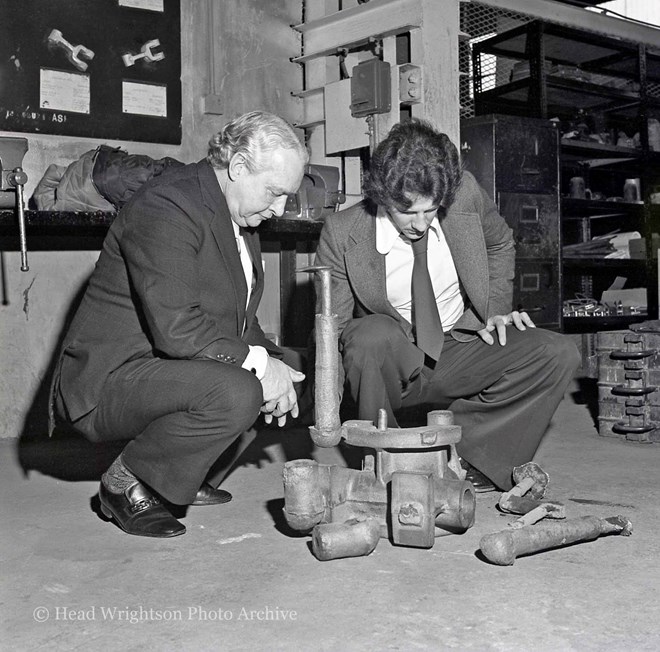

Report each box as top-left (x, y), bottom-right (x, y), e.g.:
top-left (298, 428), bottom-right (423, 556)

top-left (555, 335), bottom-right (581, 373)
top-left (526, 329), bottom-right (581, 376)
top-left (202, 368), bottom-right (263, 431)
top-left (543, 331), bottom-right (580, 372)
top-left (341, 315), bottom-right (406, 353)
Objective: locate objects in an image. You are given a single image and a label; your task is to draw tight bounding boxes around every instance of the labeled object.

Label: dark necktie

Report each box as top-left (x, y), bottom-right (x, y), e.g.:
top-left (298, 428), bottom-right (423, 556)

top-left (411, 231), bottom-right (443, 360)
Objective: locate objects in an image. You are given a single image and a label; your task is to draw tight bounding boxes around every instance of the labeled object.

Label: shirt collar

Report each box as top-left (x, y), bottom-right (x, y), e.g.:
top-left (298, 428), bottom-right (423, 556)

top-left (375, 207), bottom-right (441, 255)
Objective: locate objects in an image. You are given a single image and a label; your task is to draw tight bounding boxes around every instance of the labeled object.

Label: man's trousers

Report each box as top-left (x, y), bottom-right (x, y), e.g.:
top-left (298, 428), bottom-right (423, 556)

top-left (340, 315), bottom-right (581, 491)
top-left (56, 358), bottom-right (263, 505)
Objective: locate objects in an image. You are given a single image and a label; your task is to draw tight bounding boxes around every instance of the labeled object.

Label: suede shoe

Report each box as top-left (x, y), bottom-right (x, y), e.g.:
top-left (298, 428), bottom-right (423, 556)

top-left (191, 482), bottom-right (233, 506)
top-left (460, 460), bottom-right (496, 493)
top-left (99, 481), bottom-right (186, 537)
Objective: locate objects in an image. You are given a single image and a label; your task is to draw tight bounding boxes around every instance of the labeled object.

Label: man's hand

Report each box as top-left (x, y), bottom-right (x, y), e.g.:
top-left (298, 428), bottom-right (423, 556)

top-left (477, 310), bottom-right (535, 346)
top-left (259, 357), bottom-right (305, 427)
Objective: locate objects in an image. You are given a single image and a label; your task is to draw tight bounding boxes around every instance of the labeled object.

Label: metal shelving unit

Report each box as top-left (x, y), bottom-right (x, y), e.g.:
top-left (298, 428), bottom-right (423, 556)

top-left (467, 19), bottom-right (660, 333)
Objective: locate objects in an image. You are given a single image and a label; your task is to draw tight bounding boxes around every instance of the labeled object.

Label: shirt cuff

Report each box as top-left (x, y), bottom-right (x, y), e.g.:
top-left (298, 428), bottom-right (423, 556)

top-left (242, 345), bottom-right (268, 380)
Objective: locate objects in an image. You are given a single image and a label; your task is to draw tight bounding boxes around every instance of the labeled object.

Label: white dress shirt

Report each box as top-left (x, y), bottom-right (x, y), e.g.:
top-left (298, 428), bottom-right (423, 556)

top-left (231, 221), bottom-right (268, 378)
top-left (376, 210), bottom-right (465, 332)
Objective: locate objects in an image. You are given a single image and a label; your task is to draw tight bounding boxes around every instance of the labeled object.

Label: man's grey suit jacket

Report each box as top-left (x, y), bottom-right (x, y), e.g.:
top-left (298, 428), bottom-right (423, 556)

top-left (314, 171), bottom-right (516, 344)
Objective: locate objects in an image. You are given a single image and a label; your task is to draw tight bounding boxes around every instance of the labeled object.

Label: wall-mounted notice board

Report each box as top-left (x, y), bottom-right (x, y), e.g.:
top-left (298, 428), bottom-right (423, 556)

top-left (0, 0), bottom-right (181, 144)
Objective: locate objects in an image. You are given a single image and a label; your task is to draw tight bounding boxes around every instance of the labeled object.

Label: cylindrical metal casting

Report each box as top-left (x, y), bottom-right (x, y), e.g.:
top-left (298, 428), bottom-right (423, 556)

top-left (427, 410), bottom-right (454, 426)
top-left (433, 478), bottom-right (476, 533)
top-left (312, 519), bottom-right (381, 561)
top-left (311, 312), bottom-right (342, 447)
top-left (282, 459), bottom-right (325, 531)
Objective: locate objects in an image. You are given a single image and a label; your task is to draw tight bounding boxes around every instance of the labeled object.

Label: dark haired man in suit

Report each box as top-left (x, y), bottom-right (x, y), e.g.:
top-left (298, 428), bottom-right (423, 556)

top-left (315, 119), bottom-right (579, 492)
top-left (51, 111), bottom-right (308, 537)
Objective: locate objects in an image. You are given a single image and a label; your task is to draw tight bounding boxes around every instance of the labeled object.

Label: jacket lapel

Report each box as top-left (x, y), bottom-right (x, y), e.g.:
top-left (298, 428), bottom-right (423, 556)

top-left (440, 207), bottom-right (489, 320)
top-left (198, 161), bottom-right (247, 336)
top-left (344, 216), bottom-right (408, 326)
top-left (343, 202), bottom-right (490, 333)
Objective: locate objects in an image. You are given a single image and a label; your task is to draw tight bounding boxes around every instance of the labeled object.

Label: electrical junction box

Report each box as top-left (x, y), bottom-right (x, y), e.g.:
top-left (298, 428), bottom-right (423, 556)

top-left (398, 63), bottom-right (423, 105)
top-left (350, 58), bottom-right (391, 118)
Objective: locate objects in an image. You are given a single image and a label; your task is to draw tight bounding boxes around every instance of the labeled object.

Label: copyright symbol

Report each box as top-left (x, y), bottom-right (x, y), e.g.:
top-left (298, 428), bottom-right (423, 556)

top-left (33, 607), bottom-right (49, 622)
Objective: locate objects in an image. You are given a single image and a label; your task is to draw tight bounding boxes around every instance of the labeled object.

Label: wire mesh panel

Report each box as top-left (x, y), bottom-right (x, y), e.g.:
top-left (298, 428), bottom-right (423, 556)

top-left (459, 2), bottom-right (534, 120)
top-left (460, 2), bottom-right (660, 119)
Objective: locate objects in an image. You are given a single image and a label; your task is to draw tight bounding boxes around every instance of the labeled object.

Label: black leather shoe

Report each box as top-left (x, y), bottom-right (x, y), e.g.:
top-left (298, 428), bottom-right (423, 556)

top-left (460, 460), bottom-right (496, 493)
top-left (191, 482), bottom-right (233, 506)
top-left (99, 481), bottom-right (186, 537)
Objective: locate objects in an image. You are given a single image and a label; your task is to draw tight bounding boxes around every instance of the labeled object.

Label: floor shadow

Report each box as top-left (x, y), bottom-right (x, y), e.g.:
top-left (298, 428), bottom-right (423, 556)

top-left (16, 278), bottom-right (90, 476)
top-left (265, 497), bottom-right (310, 538)
top-left (569, 376), bottom-right (599, 426)
top-left (237, 423), bottom-right (317, 467)
top-left (90, 492), bottom-right (111, 523)
top-left (19, 420), bottom-right (321, 491)
top-left (19, 426), bottom-right (126, 482)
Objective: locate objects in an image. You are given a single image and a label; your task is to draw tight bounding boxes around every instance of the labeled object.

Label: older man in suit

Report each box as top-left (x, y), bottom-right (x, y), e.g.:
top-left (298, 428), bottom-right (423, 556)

top-left (51, 111), bottom-right (308, 537)
top-left (315, 119), bottom-right (580, 492)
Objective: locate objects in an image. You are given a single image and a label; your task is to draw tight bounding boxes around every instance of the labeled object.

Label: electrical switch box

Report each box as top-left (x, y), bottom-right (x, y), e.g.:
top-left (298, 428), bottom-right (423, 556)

top-left (350, 58), bottom-right (391, 118)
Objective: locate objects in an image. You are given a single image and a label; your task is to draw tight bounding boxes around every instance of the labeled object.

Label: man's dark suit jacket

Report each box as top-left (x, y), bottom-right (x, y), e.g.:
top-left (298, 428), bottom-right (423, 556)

top-left (51, 159), bottom-right (277, 429)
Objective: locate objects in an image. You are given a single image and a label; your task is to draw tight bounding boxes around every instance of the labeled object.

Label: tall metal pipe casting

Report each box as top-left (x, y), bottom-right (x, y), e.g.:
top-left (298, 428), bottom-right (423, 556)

top-left (303, 266), bottom-right (343, 447)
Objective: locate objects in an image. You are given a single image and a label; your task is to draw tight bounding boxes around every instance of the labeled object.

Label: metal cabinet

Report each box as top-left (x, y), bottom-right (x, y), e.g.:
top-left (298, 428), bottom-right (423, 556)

top-left (461, 114), bottom-right (561, 330)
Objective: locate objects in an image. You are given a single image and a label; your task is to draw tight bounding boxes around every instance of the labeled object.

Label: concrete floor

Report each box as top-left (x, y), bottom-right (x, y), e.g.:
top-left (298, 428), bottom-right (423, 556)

top-left (3, 377), bottom-right (660, 651)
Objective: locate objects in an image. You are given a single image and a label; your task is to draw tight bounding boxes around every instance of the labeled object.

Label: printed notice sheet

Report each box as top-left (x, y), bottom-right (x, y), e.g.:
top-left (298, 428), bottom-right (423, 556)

top-left (122, 81), bottom-right (167, 117)
top-left (40, 69), bottom-right (90, 114)
top-left (118, 0), bottom-right (164, 11)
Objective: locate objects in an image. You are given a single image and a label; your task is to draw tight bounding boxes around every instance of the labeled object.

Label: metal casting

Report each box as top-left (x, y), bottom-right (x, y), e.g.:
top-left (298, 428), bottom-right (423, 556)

top-left (283, 266), bottom-right (476, 560)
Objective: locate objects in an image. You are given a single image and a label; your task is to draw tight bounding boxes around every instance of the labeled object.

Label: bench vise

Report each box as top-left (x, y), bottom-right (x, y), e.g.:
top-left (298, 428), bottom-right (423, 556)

top-left (0, 137), bottom-right (29, 271)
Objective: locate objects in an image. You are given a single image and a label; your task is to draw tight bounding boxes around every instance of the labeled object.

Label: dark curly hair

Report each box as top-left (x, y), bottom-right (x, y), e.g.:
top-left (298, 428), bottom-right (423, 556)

top-left (363, 118), bottom-right (463, 211)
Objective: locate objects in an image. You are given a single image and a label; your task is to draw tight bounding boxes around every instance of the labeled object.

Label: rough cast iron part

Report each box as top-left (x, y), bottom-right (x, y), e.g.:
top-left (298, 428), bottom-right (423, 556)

top-left (283, 267), bottom-right (476, 560)
top-left (284, 266), bottom-right (476, 560)
top-left (283, 453), bottom-right (476, 558)
top-left (298, 265), bottom-right (342, 447)
top-left (479, 515), bottom-right (633, 566)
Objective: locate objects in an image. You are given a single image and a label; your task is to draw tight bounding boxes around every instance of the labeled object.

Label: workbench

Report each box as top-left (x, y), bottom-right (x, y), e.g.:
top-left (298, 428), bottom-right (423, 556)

top-left (0, 209), bottom-right (323, 347)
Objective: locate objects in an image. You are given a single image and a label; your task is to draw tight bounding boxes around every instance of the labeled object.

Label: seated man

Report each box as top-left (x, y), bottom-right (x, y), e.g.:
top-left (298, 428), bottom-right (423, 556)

top-left (50, 111), bottom-right (308, 537)
top-left (314, 118), bottom-right (580, 492)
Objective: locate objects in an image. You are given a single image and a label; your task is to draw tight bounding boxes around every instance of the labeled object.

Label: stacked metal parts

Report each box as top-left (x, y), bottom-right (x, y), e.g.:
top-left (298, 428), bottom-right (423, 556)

top-left (597, 322), bottom-right (660, 443)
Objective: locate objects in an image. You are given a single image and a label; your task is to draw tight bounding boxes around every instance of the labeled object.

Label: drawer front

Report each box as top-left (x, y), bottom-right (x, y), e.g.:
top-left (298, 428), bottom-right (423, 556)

top-left (512, 260), bottom-right (560, 330)
top-left (494, 125), bottom-right (558, 193)
top-left (499, 192), bottom-right (560, 258)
